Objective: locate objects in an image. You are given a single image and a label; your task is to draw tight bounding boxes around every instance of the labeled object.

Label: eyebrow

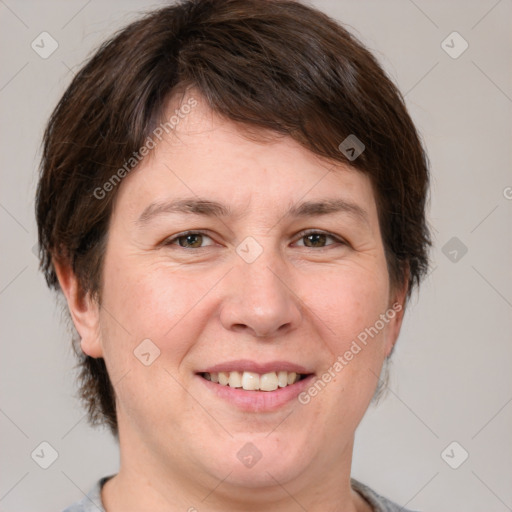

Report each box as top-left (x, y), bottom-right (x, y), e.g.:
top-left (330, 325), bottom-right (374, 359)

top-left (136, 197), bottom-right (369, 226)
top-left (137, 198), bottom-right (232, 224)
top-left (287, 198), bottom-right (368, 224)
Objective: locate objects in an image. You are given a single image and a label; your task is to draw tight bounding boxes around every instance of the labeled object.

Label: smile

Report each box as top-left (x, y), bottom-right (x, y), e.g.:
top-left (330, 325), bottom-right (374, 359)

top-left (196, 360), bottom-right (315, 411)
top-left (200, 370), bottom-right (308, 391)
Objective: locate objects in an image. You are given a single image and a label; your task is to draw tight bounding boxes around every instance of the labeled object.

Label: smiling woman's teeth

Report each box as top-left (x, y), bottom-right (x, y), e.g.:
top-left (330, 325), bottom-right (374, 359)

top-left (203, 371), bottom-right (301, 391)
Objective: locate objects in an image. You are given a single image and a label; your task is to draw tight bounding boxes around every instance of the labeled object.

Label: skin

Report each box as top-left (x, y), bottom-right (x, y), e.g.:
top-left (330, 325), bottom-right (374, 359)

top-left (56, 91), bottom-right (407, 512)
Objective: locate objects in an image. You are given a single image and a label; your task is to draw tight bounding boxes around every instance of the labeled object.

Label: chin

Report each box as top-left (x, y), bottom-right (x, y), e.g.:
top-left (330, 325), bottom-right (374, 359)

top-left (206, 436), bottom-right (312, 489)
top-left (226, 462), bottom-right (305, 489)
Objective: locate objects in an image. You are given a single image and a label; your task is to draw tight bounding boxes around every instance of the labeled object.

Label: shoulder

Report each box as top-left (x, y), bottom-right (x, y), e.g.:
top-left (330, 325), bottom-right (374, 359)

top-left (351, 478), bottom-right (420, 512)
top-left (61, 475), bottom-right (114, 512)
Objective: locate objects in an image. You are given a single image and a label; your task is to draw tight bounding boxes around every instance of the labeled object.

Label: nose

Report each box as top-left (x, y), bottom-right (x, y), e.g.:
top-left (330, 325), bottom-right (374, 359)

top-left (219, 255), bottom-right (303, 339)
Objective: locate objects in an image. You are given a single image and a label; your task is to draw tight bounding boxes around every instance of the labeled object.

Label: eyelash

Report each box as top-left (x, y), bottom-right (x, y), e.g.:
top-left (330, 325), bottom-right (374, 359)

top-left (163, 229), bottom-right (346, 250)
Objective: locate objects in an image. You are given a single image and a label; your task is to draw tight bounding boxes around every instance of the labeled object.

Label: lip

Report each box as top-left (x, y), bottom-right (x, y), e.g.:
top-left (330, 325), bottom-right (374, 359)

top-left (195, 360), bottom-right (316, 412)
top-left (197, 359), bottom-right (312, 375)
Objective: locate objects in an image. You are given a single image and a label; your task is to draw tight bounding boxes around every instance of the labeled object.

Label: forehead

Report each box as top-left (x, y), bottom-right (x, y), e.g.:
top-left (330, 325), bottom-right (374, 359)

top-left (113, 92), bottom-right (378, 223)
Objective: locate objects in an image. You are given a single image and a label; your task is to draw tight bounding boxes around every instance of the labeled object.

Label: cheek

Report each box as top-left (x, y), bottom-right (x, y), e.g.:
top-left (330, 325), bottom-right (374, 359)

top-left (306, 262), bottom-right (391, 358)
top-left (301, 262), bottom-right (393, 418)
top-left (99, 256), bottom-right (220, 368)
top-left (97, 260), bottom-right (215, 429)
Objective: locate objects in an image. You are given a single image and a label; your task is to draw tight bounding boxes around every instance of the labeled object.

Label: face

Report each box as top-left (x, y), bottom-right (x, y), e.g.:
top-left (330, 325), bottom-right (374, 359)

top-left (69, 92), bottom-right (405, 498)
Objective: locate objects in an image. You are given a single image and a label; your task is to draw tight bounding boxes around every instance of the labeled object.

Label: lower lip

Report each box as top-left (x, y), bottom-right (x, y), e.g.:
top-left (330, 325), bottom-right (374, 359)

top-left (197, 374), bottom-right (316, 412)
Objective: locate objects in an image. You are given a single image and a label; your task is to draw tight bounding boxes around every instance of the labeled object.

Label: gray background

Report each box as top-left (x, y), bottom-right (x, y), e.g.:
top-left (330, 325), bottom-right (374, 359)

top-left (1, 1), bottom-right (511, 510)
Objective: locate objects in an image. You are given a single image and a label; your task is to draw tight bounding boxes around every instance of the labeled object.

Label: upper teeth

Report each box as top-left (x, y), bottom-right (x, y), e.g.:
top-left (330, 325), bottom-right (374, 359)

top-left (203, 371), bottom-right (301, 391)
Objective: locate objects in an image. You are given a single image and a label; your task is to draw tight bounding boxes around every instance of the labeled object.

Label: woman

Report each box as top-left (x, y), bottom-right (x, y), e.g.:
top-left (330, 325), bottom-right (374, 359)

top-left (35, 0), bottom-right (430, 510)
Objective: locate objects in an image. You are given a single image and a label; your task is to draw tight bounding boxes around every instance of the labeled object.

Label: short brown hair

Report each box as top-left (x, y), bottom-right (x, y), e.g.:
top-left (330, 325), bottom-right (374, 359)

top-left (35, 0), bottom-right (431, 436)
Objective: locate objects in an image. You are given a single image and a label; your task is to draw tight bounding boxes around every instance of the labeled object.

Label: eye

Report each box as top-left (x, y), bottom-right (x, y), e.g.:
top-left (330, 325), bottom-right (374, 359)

top-left (163, 229), bottom-right (345, 250)
top-left (294, 230), bottom-right (344, 248)
top-left (165, 231), bottom-right (215, 249)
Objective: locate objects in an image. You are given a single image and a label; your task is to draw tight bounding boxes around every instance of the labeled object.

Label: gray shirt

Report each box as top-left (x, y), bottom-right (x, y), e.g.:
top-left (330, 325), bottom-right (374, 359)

top-left (62, 475), bottom-right (417, 511)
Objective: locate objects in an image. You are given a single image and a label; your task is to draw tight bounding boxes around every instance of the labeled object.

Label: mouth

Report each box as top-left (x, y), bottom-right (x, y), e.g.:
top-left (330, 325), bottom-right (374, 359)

top-left (195, 361), bottom-right (315, 412)
top-left (198, 370), bottom-right (310, 391)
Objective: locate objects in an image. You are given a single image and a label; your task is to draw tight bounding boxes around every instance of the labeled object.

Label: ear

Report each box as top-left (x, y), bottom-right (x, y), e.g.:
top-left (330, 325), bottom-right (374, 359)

top-left (53, 258), bottom-right (104, 358)
top-left (384, 276), bottom-right (409, 358)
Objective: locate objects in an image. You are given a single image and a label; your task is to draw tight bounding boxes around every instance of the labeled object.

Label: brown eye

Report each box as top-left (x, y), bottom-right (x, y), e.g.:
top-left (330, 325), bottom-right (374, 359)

top-left (166, 231), bottom-right (215, 249)
top-left (177, 234), bottom-right (204, 248)
top-left (303, 233), bottom-right (328, 247)
top-left (296, 231), bottom-right (341, 248)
